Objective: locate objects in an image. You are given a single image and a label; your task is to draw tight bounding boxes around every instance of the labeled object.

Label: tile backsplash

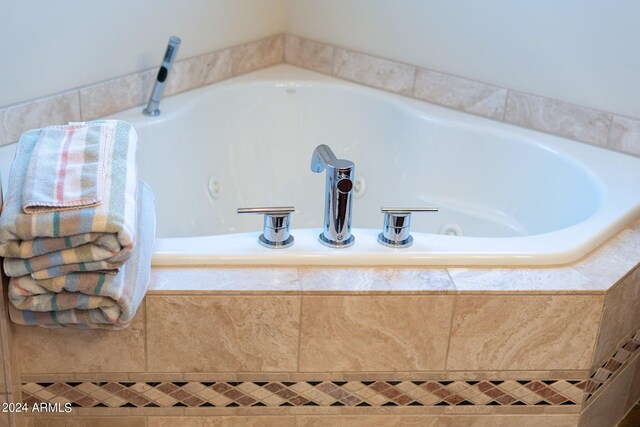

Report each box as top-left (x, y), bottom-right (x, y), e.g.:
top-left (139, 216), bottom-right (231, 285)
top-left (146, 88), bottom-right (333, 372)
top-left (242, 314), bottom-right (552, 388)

top-left (504, 91), bottom-right (613, 145)
top-left (283, 34), bottom-right (640, 157)
top-left (0, 34), bottom-right (284, 144)
top-left (413, 68), bottom-right (507, 120)
top-left (1, 33), bottom-right (639, 158)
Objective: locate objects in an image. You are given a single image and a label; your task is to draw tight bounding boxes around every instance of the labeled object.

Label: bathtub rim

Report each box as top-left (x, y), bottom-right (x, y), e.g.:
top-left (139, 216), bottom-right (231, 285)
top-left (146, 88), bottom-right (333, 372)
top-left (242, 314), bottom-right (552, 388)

top-left (1, 65), bottom-right (639, 267)
top-left (137, 65), bottom-right (640, 267)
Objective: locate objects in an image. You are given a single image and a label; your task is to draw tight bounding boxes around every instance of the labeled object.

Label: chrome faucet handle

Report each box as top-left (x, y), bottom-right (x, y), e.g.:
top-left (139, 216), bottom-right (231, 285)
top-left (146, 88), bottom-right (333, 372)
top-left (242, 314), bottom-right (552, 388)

top-left (237, 206), bottom-right (295, 249)
top-left (378, 207), bottom-right (438, 248)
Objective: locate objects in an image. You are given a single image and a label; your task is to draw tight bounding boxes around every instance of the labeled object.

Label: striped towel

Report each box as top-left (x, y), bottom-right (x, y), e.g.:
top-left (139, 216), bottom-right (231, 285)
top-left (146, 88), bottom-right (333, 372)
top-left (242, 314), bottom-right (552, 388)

top-left (22, 123), bottom-right (113, 213)
top-left (8, 181), bottom-right (155, 329)
top-left (0, 120), bottom-right (138, 278)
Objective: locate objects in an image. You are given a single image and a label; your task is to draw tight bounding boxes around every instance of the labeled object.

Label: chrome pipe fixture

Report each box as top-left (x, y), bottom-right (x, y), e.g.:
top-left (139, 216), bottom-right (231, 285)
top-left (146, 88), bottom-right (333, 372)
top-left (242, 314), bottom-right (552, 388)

top-left (143, 36), bottom-right (181, 116)
top-left (310, 144), bottom-right (355, 248)
top-left (237, 206), bottom-right (295, 249)
top-left (378, 207), bottom-right (438, 248)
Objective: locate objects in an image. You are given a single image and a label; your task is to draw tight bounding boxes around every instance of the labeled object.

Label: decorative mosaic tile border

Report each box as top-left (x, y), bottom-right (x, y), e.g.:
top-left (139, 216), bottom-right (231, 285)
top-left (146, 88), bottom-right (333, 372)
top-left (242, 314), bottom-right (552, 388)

top-left (22, 379), bottom-right (586, 409)
top-left (582, 328), bottom-right (640, 402)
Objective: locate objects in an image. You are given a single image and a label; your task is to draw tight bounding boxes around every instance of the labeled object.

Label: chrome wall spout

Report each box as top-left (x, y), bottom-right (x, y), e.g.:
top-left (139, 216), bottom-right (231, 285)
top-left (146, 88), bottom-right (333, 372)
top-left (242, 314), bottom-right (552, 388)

top-left (310, 144), bottom-right (355, 248)
top-left (143, 36), bottom-right (181, 116)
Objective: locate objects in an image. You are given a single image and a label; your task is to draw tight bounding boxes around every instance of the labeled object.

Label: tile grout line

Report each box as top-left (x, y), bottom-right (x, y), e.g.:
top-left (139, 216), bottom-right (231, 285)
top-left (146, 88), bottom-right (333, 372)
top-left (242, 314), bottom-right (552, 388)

top-left (442, 269), bottom-right (458, 373)
top-left (144, 297), bottom-right (149, 373)
top-left (76, 89), bottom-right (83, 122)
top-left (331, 38), bottom-right (338, 76)
top-left (587, 292), bottom-right (613, 371)
top-left (501, 89), bottom-right (511, 122)
top-left (605, 112), bottom-right (616, 147)
top-left (409, 64), bottom-right (418, 98)
top-left (296, 274), bottom-right (304, 374)
top-left (585, 293), bottom-right (609, 370)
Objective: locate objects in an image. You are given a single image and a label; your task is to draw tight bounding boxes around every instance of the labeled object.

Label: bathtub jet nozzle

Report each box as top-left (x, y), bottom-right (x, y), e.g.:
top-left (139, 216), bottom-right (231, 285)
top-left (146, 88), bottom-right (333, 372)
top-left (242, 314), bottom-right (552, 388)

top-left (310, 144), bottom-right (355, 248)
top-left (143, 36), bottom-right (181, 117)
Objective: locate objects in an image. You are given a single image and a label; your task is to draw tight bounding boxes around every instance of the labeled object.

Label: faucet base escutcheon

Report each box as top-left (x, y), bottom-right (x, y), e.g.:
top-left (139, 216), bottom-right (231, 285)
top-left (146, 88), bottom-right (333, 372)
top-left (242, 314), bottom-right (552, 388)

top-left (319, 232), bottom-right (355, 248)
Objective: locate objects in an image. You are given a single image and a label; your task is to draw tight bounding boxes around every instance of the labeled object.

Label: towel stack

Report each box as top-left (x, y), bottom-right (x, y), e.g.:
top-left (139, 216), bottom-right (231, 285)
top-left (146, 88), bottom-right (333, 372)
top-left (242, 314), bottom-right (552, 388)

top-left (0, 120), bottom-right (155, 329)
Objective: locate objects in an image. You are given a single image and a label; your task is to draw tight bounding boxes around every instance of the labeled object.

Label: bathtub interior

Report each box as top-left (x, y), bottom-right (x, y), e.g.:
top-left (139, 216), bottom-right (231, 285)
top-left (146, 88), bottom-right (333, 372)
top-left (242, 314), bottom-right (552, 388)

top-left (113, 77), bottom-right (602, 240)
top-left (0, 74), bottom-right (604, 241)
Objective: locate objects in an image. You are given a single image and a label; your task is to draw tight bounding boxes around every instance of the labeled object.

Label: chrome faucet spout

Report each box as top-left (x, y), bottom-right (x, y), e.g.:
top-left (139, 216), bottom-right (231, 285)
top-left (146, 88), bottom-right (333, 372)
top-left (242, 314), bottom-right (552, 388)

top-left (143, 36), bottom-right (181, 117)
top-left (310, 145), bottom-right (355, 248)
top-left (310, 144), bottom-right (338, 173)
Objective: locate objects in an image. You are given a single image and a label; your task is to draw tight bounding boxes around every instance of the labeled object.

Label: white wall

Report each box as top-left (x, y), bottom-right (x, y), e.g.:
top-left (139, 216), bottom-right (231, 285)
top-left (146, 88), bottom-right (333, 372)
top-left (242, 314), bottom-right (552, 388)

top-left (3, 1), bottom-right (638, 118)
top-left (0, 0), bottom-right (285, 107)
top-left (285, 0), bottom-right (640, 118)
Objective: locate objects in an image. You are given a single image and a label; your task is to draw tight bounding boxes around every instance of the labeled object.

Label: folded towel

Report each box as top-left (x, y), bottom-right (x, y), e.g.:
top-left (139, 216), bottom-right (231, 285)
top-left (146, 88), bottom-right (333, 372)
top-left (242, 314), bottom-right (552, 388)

top-left (3, 240), bottom-right (129, 279)
top-left (8, 181), bottom-right (155, 329)
top-left (0, 120), bottom-right (138, 278)
top-left (22, 123), bottom-right (113, 213)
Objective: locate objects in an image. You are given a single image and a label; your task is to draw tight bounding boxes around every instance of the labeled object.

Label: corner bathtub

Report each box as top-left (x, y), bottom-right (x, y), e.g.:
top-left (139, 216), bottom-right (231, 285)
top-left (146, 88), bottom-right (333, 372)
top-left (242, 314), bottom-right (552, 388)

top-left (3, 65), bottom-right (640, 266)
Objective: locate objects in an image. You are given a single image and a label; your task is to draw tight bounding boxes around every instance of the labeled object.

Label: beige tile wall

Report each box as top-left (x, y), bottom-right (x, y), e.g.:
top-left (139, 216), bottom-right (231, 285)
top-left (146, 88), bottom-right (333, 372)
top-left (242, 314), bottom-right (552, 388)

top-left (446, 295), bottom-right (604, 371)
top-left (413, 68), bottom-right (507, 120)
top-left (5, 289), bottom-right (632, 426)
top-left (4, 222), bottom-right (640, 425)
top-left (504, 92), bottom-right (613, 145)
top-left (79, 70), bottom-right (156, 122)
top-left (11, 292), bottom-right (605, 376)
top-left (333, 48), bottom-right (416, 95)
top-left (609, 116), bottom-right (640, 155)
top-left (590, 267), bottom-right (640, 368)
top-left (2, 91), bottom-right (81, 144)
top-left (298, 295), bottom-right (454, 372)
top-left (13, 305), bottom-right (146, 374)
top-left (0, 32), bottom-right (638, 427)
top-left (146, 295), bottom-right (301, 372)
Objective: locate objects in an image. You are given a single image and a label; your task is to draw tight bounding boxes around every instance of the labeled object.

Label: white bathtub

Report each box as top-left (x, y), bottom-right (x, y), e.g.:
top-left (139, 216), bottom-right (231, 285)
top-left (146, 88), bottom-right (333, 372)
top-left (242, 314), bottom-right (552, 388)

top-left (2, 65), bottom-right (640, 266)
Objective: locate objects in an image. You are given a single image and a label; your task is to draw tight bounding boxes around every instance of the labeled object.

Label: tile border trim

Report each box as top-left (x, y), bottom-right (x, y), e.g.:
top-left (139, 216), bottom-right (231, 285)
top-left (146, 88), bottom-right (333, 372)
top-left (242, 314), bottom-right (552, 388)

top-left (21, 377), bottom-right (586, 411)
top-left (0, 34), bottom-right (284, 146)
top-left (283, 34), bottom-right (640, 157)
top-left (2, 33), bottom-right (639, 157)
